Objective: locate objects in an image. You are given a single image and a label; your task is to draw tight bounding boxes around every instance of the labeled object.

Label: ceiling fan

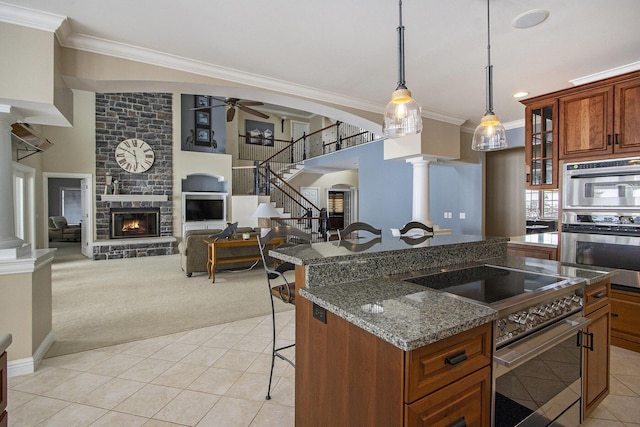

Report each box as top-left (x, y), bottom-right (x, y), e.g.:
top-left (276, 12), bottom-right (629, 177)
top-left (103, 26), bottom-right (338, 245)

top-left (192, 97), bottom-right (269, 122)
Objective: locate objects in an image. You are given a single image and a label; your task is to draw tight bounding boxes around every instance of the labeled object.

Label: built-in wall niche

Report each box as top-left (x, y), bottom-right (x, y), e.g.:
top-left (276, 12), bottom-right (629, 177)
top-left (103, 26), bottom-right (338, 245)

top-left (181, 174), bottom-right (229, 235)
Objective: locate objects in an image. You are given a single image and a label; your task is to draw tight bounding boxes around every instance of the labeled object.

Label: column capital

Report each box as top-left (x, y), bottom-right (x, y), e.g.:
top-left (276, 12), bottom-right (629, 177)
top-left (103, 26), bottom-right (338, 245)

top-left (405, 155), bottom-right (437, 165)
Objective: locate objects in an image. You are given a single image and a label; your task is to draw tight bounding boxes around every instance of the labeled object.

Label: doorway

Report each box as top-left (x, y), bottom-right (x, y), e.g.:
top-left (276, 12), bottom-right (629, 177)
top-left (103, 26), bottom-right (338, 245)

top-left (327, 187), bottom-right (357, 231)
top-left (44, 173), bottom-right (93, 258)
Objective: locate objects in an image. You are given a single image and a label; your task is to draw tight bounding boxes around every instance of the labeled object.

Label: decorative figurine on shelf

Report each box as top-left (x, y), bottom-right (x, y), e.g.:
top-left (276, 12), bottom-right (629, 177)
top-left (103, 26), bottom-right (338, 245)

top-left (113, 179), bottom-right (120, 195)
top-left (105, 173), bottom-right (113, 195)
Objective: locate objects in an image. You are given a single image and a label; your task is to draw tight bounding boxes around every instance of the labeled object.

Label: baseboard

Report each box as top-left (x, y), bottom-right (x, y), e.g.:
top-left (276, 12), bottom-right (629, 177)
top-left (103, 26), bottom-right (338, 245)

top-left (7, 330), bottom-right (55, 378)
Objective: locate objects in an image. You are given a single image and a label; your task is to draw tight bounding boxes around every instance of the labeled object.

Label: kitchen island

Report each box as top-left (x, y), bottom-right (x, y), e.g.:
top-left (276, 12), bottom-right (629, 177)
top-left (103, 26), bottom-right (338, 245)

top-left (269, 234), bottom-right (615, 426)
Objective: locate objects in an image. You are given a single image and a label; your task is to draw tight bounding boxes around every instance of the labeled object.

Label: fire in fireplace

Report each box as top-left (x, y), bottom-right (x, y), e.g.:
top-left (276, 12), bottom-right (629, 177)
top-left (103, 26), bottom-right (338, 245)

top-left (110, 208), bottom-right (160, 239)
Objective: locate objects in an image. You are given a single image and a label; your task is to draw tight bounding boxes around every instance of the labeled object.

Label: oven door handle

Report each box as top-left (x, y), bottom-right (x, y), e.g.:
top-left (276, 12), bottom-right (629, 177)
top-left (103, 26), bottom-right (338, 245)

top-left (494, 316), bottom-right (591, 369)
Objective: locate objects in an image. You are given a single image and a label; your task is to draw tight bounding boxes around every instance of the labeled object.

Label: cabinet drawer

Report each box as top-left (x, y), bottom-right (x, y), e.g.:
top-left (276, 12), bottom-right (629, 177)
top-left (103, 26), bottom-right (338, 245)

top-left (404, 366), bottom-right (491, 427)
top-left (405, 323), bottom-right (492, 403)
top-left (584, 281), bottom-right (610, 314)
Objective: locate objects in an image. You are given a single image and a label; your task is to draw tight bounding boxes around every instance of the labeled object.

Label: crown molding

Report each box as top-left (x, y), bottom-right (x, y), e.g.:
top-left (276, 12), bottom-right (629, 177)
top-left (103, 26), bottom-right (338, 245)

top-left (1, 5), bottom-right (467, 126)
top-left (0, 2), bottom-right (66, 32)
top-left (63, 33), bottom-right (467, 126)
top-left (570, 61), bottom-right (640, 86)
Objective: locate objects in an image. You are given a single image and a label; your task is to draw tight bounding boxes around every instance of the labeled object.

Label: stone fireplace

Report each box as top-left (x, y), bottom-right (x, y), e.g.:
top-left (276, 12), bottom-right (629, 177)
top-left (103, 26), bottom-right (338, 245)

top-left (110, 207), bottom-right (160, 239)
top-left (94, 92), bottom-right (175, 260)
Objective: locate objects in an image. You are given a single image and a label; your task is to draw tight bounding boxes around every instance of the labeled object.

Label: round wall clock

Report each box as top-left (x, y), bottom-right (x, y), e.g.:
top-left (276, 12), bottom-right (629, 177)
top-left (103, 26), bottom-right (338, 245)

top-left (115, 138), bottom-right (155, 173)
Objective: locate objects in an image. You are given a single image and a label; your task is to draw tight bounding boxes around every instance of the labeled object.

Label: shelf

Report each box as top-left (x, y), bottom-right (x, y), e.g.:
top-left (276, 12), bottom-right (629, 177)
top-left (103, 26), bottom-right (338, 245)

top-left (100, 195), bottom-right (168, 202)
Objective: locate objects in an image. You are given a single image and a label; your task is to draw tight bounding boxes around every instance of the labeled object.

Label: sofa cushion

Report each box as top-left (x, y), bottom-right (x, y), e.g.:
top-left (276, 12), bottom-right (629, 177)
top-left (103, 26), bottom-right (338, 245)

top-left (49, 216), bottom-right (68, 229)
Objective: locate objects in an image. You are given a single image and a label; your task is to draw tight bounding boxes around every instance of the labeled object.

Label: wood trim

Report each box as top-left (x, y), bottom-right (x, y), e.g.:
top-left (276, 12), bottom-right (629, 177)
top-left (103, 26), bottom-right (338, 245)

top-left (520, 69), bottom-right (640, 107)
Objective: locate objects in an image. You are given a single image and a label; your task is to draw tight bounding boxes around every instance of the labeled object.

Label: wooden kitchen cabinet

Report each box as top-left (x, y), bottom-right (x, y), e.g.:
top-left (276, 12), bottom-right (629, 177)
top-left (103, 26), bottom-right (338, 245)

top-left (582, 280), bottom-right (611, 418)
top-left (559, 73), bottom-right (640, 159)
top-left (521, 70), bottom-right (640, 179)
top-left (524, 100), bottom-right (558, 189)
top-left (295, 296), bottom-right (493, 427)
top-left (507, 242), bottom-right (557, 260)
top-left (611, 287), bottom-right (640, 353)
top-left (1, 352), bottom-right (7, 427)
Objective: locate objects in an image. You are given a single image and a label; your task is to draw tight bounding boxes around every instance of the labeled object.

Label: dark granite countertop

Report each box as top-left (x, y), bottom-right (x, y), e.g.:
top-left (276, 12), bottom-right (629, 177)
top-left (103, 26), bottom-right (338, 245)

top-left (277, 235), bottom-right (614, 352)
top-left (300, 257), bottom-right (614, 351)
top-left (269, 234), bottom-right (508, 266)
top-left (299, 277), bottom-right (497, 351)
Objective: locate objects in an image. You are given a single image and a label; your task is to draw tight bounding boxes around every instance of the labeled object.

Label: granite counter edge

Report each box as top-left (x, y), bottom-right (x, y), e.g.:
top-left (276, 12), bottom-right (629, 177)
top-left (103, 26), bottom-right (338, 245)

top-left (299, 289), bottom-right (497, 352)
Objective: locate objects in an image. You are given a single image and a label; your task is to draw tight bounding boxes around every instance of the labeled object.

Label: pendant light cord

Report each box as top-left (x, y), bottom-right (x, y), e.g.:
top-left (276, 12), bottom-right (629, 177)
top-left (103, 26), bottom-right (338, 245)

top-left (485, 0), bottom-right (494, 115)
top-left (396, 0), bottom-right (407, 90)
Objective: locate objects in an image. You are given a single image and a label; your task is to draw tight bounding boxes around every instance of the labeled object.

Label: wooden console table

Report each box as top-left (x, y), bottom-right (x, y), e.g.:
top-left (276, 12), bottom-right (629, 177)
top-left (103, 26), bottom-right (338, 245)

top-left (204, 237), bottom-right (284, 283)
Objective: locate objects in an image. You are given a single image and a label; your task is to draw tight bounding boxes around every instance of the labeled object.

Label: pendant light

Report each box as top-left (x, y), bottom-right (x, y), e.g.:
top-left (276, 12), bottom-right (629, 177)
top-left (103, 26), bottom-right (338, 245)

top-left (382, 0), bottom-right (422, 138)
top-left (472, 0), bottom-right (508, 151)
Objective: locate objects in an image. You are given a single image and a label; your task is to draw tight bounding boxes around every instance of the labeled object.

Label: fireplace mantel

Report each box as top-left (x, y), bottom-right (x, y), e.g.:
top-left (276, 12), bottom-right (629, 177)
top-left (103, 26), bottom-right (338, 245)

top-left (100, 195), bottom-right (168, 202)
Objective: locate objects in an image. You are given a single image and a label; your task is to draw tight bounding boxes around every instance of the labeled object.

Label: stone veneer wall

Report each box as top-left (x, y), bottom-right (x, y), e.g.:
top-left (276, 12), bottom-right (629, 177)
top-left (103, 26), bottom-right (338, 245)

top-left (94, 93), bottom-right (174, 259)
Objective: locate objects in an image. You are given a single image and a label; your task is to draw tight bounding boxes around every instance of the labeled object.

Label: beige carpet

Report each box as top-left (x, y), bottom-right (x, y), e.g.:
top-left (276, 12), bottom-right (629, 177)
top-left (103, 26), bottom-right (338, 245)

top-left (46, 246), bottom-right (293, 358)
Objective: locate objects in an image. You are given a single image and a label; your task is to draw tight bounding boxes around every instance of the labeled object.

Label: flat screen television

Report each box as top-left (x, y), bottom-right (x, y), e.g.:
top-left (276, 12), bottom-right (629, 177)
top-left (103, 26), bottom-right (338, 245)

top-left (183, 193), bottom-right (227, 222)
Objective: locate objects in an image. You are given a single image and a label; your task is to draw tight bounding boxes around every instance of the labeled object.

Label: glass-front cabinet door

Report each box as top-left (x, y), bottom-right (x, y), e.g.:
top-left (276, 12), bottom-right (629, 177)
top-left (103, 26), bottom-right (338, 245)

top-left (524, 99), bottom-right (558, 189)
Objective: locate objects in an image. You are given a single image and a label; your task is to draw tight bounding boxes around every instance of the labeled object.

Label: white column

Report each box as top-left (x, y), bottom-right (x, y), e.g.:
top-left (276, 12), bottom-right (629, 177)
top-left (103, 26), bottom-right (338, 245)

top-left (406, 156), bottom-right (432, 226)
top-left (0, 107), bottom-right (25, 251)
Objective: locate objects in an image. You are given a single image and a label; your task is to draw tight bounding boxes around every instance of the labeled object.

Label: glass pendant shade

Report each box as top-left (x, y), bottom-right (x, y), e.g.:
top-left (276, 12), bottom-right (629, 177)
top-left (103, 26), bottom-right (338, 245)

top-left (472, 0), bottom-right (508, 151)
top-left (472, 113), bottom-right (507, 151)
top-left (382, 1), bottom-right (422, 138)
top-left (383, 88), bottom-right (422, 138)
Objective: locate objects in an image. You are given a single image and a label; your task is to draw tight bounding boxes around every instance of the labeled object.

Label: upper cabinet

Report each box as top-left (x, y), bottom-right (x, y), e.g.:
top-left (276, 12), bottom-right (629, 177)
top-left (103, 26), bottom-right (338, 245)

top-left (559, 86), bottom-right (613, 159)
top-left (522, 71), bottom-right (640, 178)
top-left (524, 100), bottom-right (558, 189)
top-left (559, 73), bottom-right (640, 159)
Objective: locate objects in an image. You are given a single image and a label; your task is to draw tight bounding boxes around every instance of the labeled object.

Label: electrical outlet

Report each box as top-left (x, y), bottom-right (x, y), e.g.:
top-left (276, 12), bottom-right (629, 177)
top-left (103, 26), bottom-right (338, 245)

top-left (459, 212), bottom-right (466, 219)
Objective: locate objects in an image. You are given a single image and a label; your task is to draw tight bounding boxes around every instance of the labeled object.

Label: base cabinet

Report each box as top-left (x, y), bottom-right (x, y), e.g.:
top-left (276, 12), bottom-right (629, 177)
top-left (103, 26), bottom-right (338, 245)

top-left (296, 297), bottom-right (492, 427)
top-left (611, 287), bottom-right (640, 352)
top-left (507, 243), bottom-right (557, 260)
top-left (583, 281), bottom-right (611, 418)
top-left (405, 366), bottom-right (491, 427)
top-left (1, 352), bottom-right (6, 427)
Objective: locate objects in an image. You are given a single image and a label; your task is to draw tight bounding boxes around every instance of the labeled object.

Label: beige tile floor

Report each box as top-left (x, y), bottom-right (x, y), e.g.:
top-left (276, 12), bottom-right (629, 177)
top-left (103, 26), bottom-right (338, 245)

top-left (7, 313), bottom-right (640, 427)
top-left (8, 311), bottom-right (296, 427)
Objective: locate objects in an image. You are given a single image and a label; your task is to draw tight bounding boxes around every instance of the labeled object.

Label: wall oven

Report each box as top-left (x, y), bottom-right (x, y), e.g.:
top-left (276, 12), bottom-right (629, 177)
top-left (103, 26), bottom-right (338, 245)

top-left (561, 211), bottom-right (640, 289)
top-left (563, 157), bottom-right (640, 210)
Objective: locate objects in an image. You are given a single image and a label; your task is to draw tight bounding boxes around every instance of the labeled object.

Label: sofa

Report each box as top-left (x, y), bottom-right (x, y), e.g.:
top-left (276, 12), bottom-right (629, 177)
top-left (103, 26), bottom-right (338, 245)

top-left (178, 226), bottom-right (264, 277)
top-left (48, 216), bottom-right (82, 242)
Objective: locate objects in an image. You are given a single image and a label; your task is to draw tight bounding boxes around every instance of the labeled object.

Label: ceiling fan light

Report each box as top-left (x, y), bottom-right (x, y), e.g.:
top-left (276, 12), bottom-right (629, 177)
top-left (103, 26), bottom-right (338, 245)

top-left (471, 114), bottom-right (508, 151)
top-left (383, 89), bottom-right (423, 138)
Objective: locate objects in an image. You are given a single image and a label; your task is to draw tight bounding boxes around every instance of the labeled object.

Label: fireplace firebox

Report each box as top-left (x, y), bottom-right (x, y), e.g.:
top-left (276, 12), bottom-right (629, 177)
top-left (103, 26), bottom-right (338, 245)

top-left (110, 208), bottom-right (160, 239)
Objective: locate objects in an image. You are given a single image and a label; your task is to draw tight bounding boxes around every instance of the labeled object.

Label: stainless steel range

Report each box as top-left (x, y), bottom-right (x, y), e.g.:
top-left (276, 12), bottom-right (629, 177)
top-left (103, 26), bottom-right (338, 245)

top-left (404, 265), bottom-right (588, 426)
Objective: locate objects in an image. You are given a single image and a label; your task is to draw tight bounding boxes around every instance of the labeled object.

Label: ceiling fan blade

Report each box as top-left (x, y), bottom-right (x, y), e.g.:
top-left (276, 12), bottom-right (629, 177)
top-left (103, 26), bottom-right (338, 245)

top-left (237, 101), bottom-right (263, 107)
top-left (190, 104), bottom-right (226, 111)
top-left (237, 105), bottom-right (269, 119)
top-left (227, 107), bottom-right (236, 122)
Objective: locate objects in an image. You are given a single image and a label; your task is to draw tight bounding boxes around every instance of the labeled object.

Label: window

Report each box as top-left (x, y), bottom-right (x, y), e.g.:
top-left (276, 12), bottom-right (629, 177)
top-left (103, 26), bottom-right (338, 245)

top-left (525, 189), bottom-right (558, 220)
top-left (61, 187), bottom-right (82, 224)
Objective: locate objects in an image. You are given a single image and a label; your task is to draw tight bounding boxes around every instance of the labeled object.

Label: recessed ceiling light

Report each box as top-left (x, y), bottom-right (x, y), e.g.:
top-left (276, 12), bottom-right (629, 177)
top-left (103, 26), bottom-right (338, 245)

top-left (512, 9), bottom-right (549, 29)
top-left (513, 91), bottom-right (530, 98)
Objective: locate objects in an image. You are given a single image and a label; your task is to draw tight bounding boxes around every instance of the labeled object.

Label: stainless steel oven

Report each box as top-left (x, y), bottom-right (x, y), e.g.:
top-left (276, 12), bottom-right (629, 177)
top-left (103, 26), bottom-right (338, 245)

top-left (563, 157), bottom-right (640, 210)
top-left (494, 311), bottom-right (589, 427)
top-left (401, 265), bottom-right (588, 426)
top-left (561, 211), bottom-right (640, 289)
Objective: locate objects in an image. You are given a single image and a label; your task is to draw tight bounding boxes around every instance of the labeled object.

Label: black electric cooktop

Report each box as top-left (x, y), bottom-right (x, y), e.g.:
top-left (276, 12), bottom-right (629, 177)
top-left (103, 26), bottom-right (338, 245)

top-left (404, 265), bottom-right (567, 305)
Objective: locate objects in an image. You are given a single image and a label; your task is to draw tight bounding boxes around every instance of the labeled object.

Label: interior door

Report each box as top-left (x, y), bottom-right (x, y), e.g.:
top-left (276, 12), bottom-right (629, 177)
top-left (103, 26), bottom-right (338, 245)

top-left (300, 186), bottom-right (319, 232)
top-left (80, 178), bottom-right (91, 257)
